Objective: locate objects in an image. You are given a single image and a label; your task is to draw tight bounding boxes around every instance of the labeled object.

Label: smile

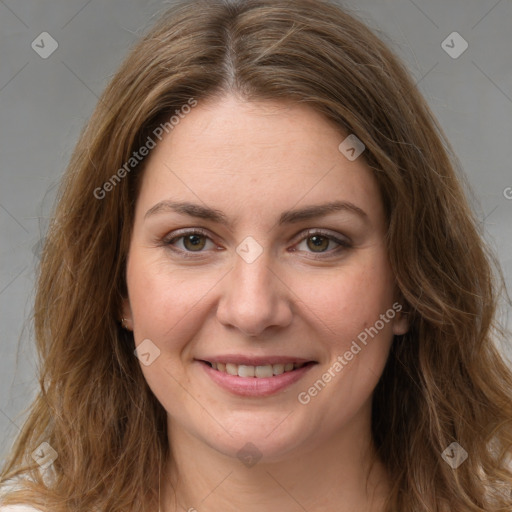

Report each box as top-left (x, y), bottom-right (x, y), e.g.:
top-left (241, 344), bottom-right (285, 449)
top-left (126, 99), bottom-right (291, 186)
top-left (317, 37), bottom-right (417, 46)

top-left (197, 359), bottom-right (317, 397)
top-left (203, 361), bottom-right (310, 378)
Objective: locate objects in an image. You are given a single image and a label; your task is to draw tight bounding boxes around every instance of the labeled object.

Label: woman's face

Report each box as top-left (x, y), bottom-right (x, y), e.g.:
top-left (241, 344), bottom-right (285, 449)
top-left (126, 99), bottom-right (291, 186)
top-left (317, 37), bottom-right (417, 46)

top-left (123, 94), bottom-right (408, 461)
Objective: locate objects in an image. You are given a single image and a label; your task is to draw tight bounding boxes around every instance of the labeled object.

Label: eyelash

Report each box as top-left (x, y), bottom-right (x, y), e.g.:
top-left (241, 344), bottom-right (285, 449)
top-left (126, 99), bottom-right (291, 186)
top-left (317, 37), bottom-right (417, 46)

top-left (162, 228), bottom-right (351, 260)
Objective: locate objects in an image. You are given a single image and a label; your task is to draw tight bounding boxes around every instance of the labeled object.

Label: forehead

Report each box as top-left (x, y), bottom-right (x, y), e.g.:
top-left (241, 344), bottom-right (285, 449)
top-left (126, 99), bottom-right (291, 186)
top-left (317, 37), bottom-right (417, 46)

top-left (136, 94), bottom-right (384, 227)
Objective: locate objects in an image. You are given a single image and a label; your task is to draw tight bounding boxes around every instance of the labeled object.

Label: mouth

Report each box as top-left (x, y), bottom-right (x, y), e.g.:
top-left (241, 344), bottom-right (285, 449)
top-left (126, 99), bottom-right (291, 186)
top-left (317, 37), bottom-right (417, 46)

top-left (197, 357), bottom-right (318, 397)
top-left (198, 360), bottom-right (317, 378)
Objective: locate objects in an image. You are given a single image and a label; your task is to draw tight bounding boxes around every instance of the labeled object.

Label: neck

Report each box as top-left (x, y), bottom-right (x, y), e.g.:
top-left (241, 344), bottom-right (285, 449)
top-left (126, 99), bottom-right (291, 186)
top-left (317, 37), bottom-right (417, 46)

top-left (159, 403), bottom-right (390, 512)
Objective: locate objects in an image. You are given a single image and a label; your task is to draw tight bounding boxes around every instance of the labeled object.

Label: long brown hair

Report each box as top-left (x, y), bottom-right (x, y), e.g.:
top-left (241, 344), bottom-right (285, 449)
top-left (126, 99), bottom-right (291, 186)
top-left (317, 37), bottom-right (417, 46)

top-left (1, 0), bottom-right (511, 510)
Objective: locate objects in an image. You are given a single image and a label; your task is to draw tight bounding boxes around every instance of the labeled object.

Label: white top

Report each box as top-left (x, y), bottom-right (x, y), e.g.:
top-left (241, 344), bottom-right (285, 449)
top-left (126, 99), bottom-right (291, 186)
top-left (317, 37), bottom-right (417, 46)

top-left (0, 507), bottom-right (41, 511)
top-left (0, 478), bottom-right (42, 512)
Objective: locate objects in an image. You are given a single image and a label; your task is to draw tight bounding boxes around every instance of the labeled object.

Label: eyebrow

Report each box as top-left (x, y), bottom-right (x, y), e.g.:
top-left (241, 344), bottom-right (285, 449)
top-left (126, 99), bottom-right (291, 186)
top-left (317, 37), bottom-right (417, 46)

top-left (144, 199), bottom-right (368, 227)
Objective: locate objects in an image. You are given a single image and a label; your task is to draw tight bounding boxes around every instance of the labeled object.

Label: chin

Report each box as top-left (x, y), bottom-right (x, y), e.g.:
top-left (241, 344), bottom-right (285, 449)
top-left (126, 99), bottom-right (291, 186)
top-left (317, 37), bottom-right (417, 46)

top-left (196, 414), bottom-right (315, 465)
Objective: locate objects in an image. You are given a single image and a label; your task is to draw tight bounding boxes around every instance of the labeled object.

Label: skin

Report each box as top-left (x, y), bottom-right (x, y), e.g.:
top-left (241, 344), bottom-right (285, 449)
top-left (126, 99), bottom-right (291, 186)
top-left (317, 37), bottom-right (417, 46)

top-left (122, 93), bottom-right (408, 512)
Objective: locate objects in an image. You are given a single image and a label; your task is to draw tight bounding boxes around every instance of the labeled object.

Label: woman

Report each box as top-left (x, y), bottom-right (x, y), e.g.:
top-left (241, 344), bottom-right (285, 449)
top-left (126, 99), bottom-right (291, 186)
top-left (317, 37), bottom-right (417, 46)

top-left (1, 0), bottom-right (511, 510)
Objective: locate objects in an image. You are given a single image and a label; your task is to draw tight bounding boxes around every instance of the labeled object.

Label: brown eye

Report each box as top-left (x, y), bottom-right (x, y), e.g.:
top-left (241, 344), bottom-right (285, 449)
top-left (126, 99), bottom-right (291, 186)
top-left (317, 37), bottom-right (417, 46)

top-left (183, 234), bottom-right (207, 251)
top-left (306, 235), bottom-right (330, 252)
top-left (294, 230), bottom-right (351, 258)
top-left (165, 229), bottom-right (216, 255)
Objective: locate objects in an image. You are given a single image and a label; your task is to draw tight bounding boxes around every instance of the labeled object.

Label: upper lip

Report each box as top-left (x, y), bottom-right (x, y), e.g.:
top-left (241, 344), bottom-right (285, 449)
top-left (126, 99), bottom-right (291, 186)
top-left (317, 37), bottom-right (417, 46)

top-left (196, 355), bottom-right (317, 366)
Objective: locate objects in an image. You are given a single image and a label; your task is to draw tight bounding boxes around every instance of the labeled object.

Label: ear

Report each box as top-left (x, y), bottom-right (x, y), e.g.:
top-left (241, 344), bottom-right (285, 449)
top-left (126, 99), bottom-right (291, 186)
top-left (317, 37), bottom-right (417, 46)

top-left (391, 302), bottom-right (409, 336)
top-left (120, 298), bottom-right (133, 330)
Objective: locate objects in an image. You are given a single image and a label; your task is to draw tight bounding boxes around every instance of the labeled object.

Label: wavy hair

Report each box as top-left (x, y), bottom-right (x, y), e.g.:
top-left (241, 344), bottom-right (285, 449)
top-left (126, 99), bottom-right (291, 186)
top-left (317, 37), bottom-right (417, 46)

top-left (1, 0), bottom-right (511, 510)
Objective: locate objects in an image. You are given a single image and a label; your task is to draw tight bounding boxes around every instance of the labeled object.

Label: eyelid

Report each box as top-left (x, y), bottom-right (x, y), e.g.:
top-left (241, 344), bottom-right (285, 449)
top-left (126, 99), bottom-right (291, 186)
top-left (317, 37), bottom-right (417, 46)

top-left (163, 227), bottom-right (351, 258)
top-left (163, 227), bottom-right (220, 257)
top-left (164, 227), bottom-right (213, 242)
top-left (293, 228), bottom-right (351, 245)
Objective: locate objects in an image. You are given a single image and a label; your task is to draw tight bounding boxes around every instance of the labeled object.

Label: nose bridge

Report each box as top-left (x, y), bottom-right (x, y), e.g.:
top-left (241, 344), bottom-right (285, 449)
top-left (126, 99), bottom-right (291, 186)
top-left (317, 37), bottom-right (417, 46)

top-left (217, 238), bottom-right (292, 336)
top-left (235, 242), bottom-right (273, 294)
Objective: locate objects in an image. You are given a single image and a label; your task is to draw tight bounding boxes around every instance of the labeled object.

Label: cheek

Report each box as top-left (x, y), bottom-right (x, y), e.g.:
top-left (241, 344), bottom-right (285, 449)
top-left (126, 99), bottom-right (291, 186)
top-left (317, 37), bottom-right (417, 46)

top-left (294, 256), bottom-right (395, 341)
top-left (127, 249), bottom-right (213, 324)
top-left (126, 250), bottom-right (212, 342)
top-left (293, 261), bottom-right (395, 426)
top-left (332, 266), bottom-right (395, 381)
top-left (126, 253), bottom-right (205, 412)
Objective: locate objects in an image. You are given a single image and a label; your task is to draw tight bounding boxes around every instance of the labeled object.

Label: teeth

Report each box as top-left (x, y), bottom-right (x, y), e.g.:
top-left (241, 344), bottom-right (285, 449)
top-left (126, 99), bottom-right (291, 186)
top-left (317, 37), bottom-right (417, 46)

top-left (238, 365), bottom-right (255, 378)
top-left (272, 364), bottom-right (285, 375)
top-left (255, 365), bottom-right (273, 378)
top-left (226, 363), bottom-right (238, 376)
top-left (208, 361), bottom-right (306, 378)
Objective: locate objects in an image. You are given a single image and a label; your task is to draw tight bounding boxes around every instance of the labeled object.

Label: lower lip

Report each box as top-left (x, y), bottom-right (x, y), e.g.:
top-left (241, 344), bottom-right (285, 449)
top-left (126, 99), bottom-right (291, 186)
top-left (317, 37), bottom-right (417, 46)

top-left (197, 361), bottom-right (316, 397)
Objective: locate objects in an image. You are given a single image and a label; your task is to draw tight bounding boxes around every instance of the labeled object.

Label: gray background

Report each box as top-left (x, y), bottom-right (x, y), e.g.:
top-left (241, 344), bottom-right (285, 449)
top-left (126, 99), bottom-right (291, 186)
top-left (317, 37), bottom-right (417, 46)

top-left (1, 0), bottom-right (511, 465)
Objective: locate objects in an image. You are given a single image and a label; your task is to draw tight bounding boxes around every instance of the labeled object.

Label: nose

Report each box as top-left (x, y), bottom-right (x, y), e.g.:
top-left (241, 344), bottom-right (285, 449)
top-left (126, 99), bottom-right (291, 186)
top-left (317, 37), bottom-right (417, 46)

top-left (216, 246), bottom-right (293, 337)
